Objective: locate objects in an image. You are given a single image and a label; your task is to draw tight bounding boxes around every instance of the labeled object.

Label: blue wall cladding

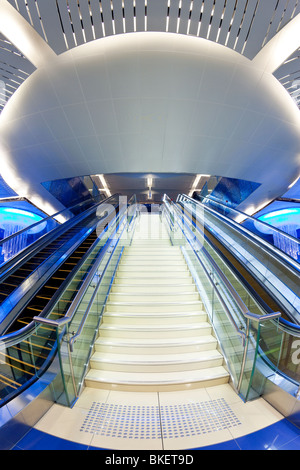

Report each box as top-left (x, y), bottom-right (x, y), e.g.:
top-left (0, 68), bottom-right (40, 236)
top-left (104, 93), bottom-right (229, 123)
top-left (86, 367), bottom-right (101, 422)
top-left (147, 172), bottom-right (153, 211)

top-left (0, 175), bottom-right (17, 198)
top-left (41, 176), bottom-right (100, 209)
top-left (209, 177), bottom-right (261, 208)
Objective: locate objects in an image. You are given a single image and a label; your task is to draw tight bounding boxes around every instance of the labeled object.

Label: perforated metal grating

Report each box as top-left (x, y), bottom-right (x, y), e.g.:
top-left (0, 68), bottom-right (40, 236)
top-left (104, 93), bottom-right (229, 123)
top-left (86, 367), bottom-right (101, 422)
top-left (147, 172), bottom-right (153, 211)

top-left (80, 398), bottom-right (241, 439)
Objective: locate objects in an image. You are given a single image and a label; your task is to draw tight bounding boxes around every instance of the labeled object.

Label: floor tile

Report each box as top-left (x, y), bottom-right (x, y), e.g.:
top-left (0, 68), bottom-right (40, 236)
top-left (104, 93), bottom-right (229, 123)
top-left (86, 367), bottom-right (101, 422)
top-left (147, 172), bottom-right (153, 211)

top-left (228, 398), bottom-right (284, 439)
top-left (35, 403), bottom-right (93, 446)
top-left (13, 429), bottom-right (89, 450)
top-left (19, 384), bottom-right (299, 451)
top-left (74, 387), bottom-right (110, 410)
top-left (235, 419), bottom-right (300, 450)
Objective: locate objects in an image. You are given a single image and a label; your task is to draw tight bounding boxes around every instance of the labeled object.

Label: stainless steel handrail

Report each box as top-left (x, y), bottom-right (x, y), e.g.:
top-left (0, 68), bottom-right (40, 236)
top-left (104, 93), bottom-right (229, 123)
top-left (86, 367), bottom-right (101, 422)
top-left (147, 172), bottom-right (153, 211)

top-left (34, 196), bottom-right (136, 401)
top-left (33, 202), bottom-right (131, 331)
top-left (69, 195), bottom-right (137, 349)
top-left (0, 194), bottom-right (120, 280)
top-left (177, 193), bottom-right (300, 326)
top-left (163, 195), bottom-right (281, 324)
top-left (163, 195), bottom-right (281, 394)
top-left (178, 193), bottom-right (300, 273)
top-left (0, 201), bottom-right (123, 344)
top-left (184, 193), bottom-right (300, 245)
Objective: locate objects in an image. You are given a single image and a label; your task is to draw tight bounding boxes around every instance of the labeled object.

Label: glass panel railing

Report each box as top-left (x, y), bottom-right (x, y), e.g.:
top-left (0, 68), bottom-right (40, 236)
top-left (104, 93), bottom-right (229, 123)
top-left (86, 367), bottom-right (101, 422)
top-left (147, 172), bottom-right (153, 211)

top-left (34, 195), bottom-right (137, 407)
top-left (0, 195), bottom-right (122, 334)
top-left (0, 320), bottom-right (57, 406)
top-left (177, 194), bottom-right (300, 326)
top-left (175, 195), bottom-right (300, 398)
top-left (0, 195), bottom-right (136, 408)
top-left (163, 195), bottom-right (286, 402)
top-left (0, 195), bottom-right (112, 269)
top-left (192, 193), bottom-right (300, 263)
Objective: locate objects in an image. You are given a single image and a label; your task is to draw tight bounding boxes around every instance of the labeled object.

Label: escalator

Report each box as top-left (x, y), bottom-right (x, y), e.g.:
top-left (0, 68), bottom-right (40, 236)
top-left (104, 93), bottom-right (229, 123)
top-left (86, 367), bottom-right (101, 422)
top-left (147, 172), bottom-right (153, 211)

top-left (164, 194), bottom-right (300, 403)
top-left (176, 193), bottom-right (300, 326)
top-left (198, 225), bottom-right (283, 317)
top-left (0, 195), bottom-right (136, 411)
top-left (6, 228), bottom-right (98, 333)
top-left (0, 194), bottom-right (121, 335)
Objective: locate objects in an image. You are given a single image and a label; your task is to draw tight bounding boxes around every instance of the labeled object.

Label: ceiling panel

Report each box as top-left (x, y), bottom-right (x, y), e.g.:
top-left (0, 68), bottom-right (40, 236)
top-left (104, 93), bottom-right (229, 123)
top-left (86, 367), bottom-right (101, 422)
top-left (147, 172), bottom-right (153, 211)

top-left (1, 0), bottom-right (300, 114)
top-left (101, 172), bottom-right (197, 203)
top-left (274, 47), bottom-right (300, 107)
top-left (0, 33), bottom-right (36, 113)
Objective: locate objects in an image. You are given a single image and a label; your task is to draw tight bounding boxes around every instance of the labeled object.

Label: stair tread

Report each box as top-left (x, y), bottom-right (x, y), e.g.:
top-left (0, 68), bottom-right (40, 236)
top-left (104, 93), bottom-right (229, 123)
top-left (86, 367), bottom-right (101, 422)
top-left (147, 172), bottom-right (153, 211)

top-left (103, 310), bottom-right (205, 317)
top-left (100, 321), bottom-right (211, 330)
top-left (91, 350), bottom-right (223, 364)
top-left (85, 366), bottom-right (229, 385)
top-left (106, 300), bottom-right (202, 305)
top-left (95, 335), bottom-right (217, 346)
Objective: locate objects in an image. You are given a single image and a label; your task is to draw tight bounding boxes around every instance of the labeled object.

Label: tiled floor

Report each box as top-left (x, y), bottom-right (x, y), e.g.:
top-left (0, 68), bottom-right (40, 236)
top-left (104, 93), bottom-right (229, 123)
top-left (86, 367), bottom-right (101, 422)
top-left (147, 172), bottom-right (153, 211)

top-left (12, 384), bottom-right (300, 450)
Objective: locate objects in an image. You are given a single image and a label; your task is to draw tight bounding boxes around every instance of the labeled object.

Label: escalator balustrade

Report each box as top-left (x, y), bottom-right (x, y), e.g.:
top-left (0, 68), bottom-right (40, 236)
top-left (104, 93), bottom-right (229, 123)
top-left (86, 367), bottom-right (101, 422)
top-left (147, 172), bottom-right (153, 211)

top-left (0, 202), bottom-right (118, 334)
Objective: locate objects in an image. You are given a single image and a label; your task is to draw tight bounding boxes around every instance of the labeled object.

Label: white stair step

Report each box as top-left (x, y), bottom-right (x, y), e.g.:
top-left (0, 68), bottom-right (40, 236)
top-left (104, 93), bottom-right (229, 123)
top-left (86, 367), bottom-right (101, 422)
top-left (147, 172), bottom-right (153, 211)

top-left (123, 250), bottom-right (182, 256)
top-left (125, 249), bottom-right (179, 254)
top-left (102, 310), bottom-right (206, 325)
top-left (117, 265), bottom-right (188, 272)
top-left (105, 301), bottom-right (203, 313)
top-left (130, 240), bottom-right (170, 244)
top-left (115, 273), bottom-right (192, 281)
top-left (108, 292), bottom-right (200, 302)
top-left (110, 284), bottom-right (197, 294)
top-left (95, 335), bottom-right (218, 354)
top-left (90, 350), bottom-right (224, 372)
top-left (85, 366), bottom-right (229, 391)
top-left (98, 322), bottom-right (212, 338)
top-left (119, 259), bottom-right (184, 266)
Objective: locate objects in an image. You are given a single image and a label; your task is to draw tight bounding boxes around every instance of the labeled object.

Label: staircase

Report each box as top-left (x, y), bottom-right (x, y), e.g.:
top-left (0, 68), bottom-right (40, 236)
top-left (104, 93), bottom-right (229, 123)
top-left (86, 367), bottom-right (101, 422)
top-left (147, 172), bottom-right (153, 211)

top-left (85, 212), bottom-right (229, 391)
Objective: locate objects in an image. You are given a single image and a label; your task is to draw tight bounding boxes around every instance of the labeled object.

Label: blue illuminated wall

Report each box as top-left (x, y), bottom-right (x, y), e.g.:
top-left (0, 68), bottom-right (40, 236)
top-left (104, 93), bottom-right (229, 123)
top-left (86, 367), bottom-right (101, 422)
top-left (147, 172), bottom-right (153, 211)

top-left (198, 176), bottom-right (261, 211)
top-left (208, 177), bottom-right (261, 208)
top-left (0, 175), bottom-right (17, 198)
top-left (254, 179), bottom-right (300, 241)
top-left (42, 176), bottom-right (102, 209)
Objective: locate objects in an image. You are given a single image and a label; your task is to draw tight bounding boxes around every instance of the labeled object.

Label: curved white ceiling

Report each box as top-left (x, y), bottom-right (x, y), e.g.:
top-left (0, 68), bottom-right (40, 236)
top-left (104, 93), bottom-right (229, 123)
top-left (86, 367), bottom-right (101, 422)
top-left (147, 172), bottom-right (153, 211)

top-left (1, 0), bottom-right (300, 114)
top-left (0, 31), bottom-right (300, 212)
top-left (0, 1), bottom-right (300, 212)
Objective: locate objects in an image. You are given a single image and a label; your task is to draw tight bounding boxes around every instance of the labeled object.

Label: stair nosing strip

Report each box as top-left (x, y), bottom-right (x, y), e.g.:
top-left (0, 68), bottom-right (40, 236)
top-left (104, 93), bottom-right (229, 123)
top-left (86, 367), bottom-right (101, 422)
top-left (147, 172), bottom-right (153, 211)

top-left (86, 372), bottom-right (230, 385)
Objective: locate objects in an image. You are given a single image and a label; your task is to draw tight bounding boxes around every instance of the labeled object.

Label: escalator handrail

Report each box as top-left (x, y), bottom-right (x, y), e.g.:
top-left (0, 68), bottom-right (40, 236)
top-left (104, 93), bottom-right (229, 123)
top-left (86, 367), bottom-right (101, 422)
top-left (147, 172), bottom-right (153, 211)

top-left (0, 195), bottom-right (102, 246)
top-left (0, 194), bottom-right (120, 281)
top-left (0, 197), bottom-right (130, 345)
top-left (165, 195), bottom-right (300, 394)
top-left (0, 202), bottom-right (130, 408)
top-left (191, 193), bottom-right (300, 245)
top-left (69, 204), bottom-right (136, 351)
top-left (34, 195), bottom-right (135, 333)
top-left (33, 196), bottom-right (136, 403)
top-left (176, 194), bottom-right (300, 332)
top-left (164, 195), bottom-right (281, 325)
top-left (178, 193), bottom-right (300, 275)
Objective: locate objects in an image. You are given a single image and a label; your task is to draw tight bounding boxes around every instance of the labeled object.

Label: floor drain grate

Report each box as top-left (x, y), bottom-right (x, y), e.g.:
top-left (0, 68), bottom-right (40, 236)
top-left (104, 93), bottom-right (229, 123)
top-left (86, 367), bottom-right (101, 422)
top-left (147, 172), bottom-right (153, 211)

top-left (80, 398), bottom-right (241, 439)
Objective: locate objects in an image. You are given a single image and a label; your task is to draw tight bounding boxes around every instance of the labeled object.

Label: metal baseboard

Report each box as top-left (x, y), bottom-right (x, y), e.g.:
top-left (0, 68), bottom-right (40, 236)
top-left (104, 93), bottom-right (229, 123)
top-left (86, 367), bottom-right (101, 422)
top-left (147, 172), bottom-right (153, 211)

top-left (0, 357), bottom-right (62, 450)
top-left (262, 375), bottom-right (300, 429)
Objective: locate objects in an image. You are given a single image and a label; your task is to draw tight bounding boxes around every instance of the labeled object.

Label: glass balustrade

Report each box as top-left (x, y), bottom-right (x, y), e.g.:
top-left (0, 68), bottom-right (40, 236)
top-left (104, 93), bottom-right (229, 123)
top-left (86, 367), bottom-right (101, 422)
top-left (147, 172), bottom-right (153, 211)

top-left (162, 195), bottom-right (293, 402)
top-left (0, 195), bottom-right (136, 408)
top-left (177, 195), bottom-right (300, 326)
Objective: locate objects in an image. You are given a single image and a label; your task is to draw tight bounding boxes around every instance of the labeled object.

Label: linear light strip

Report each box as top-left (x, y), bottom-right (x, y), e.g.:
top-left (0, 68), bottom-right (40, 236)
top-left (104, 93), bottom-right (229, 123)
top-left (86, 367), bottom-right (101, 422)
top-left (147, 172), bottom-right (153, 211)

top-left (98, 174), bottom-right (111, 197)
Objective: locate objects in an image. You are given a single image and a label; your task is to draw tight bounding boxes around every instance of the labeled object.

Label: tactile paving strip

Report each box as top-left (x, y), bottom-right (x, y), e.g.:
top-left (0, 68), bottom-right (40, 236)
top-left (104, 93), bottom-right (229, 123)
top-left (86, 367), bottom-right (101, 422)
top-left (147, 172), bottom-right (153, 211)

top-left (80, 398), bottom-right (241, 439)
